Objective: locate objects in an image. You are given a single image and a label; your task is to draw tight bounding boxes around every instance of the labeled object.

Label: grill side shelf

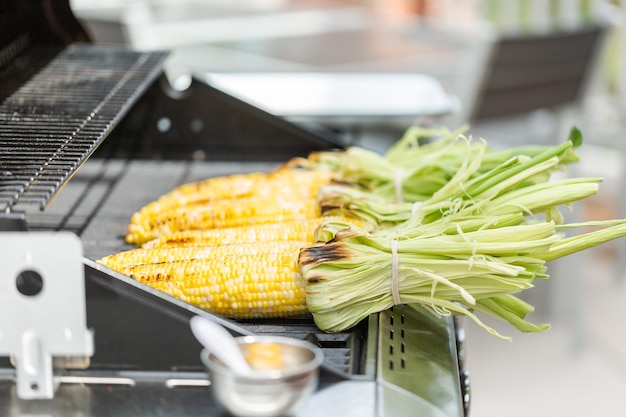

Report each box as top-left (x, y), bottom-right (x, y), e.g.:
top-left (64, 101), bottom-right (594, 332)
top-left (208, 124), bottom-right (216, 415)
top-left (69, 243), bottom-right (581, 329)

top-left (0, 43), bottom-right (168, 212)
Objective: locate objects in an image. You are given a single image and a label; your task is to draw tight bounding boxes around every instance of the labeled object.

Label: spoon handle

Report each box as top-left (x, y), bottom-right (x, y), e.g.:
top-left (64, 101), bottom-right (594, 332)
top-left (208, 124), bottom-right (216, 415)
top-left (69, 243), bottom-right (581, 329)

top-left (190, 316), bottom-right (253, 375)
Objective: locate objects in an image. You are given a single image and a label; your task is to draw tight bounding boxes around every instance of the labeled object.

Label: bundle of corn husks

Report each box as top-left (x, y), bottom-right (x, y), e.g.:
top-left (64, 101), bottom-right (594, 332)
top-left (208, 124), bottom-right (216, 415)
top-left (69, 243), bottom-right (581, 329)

top-left (99, 126), bottom-right (626, 340)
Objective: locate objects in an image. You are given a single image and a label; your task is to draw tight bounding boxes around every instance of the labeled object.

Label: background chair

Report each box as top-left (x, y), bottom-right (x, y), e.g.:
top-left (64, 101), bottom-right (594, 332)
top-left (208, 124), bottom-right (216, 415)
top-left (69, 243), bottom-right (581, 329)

top-left (446, 20), bottom-right (609, 147)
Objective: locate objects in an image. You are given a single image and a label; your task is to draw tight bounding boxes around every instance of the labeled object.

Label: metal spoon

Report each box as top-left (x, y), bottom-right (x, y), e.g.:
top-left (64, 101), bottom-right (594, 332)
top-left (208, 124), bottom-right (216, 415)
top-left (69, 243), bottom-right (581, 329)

top-left (190, 315), bottom-right (254, 376)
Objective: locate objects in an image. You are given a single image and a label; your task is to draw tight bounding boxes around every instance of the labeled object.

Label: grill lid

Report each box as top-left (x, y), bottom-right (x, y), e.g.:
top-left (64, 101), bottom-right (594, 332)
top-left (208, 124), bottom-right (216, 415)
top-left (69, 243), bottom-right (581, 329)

top-left (0, 43), bottom-right (167, 212)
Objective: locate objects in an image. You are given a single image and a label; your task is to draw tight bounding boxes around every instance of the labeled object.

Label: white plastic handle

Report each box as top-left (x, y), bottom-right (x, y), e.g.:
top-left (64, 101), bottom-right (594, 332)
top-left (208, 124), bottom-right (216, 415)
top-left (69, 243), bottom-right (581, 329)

top-left (190, 316), bottom-right (253, 376)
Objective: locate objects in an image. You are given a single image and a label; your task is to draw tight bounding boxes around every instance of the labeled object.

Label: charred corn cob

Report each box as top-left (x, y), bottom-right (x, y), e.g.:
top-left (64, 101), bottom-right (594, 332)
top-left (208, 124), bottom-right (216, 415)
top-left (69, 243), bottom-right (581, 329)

top-left (130, 171), bottom-right (264, 224)
top-left (99, 240), bottom-right (310, 276)
top-left (166, 165), bottom-right (332, 205)
top-left (129, 168), bottom-right (335, 239)
top-left (126, 196), bottom-right (320, 245)
top-left (128, 247), bottom-right (307, 318)
top-left (141, 216), bottom-right (364, 249)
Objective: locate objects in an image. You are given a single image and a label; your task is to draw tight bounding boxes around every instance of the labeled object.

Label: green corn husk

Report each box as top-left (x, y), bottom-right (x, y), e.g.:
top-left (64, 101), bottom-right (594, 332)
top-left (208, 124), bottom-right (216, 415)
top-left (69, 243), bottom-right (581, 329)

top-left (305, 125), bottom-right (578, 203)
top-left (302, 218), bottom-right (626, 340)
top-left (541, 220), bottom-right (626, 261)
top-left (320, 176), bottom-right (600, 233)
top-left (300, 222), bottom-right (555, 340)
top-left (320, 128), bottom-right (588, 233)
top-left (300, 127), bottom-right (626, 340)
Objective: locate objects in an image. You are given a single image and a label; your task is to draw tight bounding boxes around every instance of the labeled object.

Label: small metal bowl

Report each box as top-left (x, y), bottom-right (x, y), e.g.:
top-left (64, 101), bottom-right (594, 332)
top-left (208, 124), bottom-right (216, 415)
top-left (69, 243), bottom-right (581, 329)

top-left (201, 335), bottom-right (324, 417)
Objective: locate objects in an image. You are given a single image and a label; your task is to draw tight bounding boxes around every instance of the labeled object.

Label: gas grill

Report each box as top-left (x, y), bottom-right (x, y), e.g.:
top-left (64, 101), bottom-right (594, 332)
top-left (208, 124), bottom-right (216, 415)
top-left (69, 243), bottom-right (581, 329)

top-left (0, 1), bottom-right (469, 416)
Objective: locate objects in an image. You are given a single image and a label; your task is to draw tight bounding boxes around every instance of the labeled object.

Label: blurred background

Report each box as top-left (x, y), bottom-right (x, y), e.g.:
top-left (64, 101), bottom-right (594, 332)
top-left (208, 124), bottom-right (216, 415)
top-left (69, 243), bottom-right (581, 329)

top-left (69, 0), bottom-right (626, 415)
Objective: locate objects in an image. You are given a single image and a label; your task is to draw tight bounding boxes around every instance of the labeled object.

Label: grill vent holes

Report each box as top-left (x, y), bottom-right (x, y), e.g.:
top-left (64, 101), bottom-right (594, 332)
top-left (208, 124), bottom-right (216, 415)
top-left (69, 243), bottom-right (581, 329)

top-left (387, 312), bottom-right (407, 371)
top-left (15, 269), bottom-right (44, 296)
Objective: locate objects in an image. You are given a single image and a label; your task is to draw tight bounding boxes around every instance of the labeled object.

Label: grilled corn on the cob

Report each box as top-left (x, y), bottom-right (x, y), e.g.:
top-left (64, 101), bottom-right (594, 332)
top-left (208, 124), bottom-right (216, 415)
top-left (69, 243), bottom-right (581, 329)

top-left (129, 171), bottom-right (264, 225)
top-left (99, 240), bottom-right (310, 276)
top-left (141, 216), bottom-right (363, 248)
top-left (127, 196), bottom-right (321, 245)
top-left (127, 247), bottom-right (307, 318)
top-left (157, 165), bottom-right (331, 209)
top-left (126, 168), bottom-right (334, 245)
top-left (115, 165), bottom-right (343, 318)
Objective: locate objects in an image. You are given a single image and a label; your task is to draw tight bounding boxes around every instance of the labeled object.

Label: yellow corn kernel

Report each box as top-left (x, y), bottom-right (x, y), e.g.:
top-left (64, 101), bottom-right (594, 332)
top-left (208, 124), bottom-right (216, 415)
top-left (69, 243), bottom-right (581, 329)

top-left (128, 250), bottom-right (307, 319)
top-left (126, 196), bottom-right (320, 245)
top-left (141, 216), bottom-right (363, 249)
top-left (130, 171), bottom-right (264, 225)
top-left (253, 168), bottom-right (334, 199)
top-left (129, 168), bottom-right (334, 231)
top-left (99, 240), bottom-right (309, 276)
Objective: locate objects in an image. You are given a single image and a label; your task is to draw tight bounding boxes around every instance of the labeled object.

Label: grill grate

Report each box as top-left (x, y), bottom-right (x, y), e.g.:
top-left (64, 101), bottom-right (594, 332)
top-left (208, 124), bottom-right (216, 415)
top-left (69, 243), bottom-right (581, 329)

top-left (0, 44), bottom-right (167, 212)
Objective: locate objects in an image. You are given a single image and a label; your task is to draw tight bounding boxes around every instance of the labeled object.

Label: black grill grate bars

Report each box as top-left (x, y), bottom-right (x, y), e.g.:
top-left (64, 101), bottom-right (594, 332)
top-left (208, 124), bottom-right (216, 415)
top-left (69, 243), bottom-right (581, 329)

top-left (0, 44), bottom-right (167, 212)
